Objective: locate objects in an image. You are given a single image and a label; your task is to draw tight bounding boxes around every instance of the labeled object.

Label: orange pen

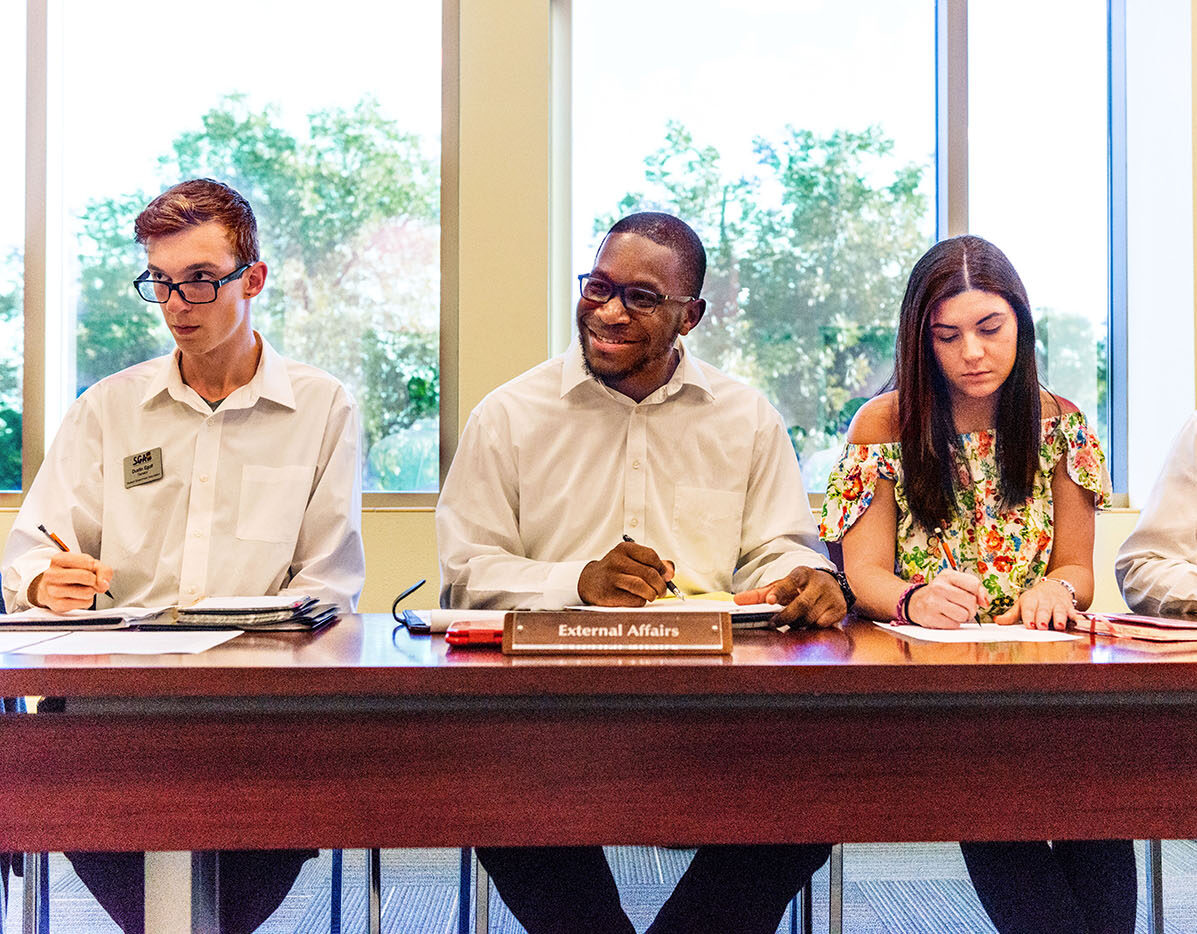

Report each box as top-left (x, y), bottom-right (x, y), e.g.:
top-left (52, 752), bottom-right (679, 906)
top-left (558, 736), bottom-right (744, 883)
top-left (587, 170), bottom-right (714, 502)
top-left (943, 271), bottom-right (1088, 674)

top-left (38, 523), bottom-right (114, 600)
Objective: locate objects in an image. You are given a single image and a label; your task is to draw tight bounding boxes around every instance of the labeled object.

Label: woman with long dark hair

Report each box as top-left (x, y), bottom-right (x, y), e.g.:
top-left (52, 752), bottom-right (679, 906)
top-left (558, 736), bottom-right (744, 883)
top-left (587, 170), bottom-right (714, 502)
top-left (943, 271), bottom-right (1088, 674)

top-left (821, 235), bottom-right (1135, 933)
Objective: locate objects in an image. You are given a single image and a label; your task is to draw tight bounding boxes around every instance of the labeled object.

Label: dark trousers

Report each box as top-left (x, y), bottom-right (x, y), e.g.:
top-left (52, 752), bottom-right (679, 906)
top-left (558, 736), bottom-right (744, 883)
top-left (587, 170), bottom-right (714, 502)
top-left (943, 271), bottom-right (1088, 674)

top-left (960, 839), bottom-right (1137, 934)
top-left (476, 843), bottom-right (832, 934)
top-left (67, 848), bottom-right (316, 934)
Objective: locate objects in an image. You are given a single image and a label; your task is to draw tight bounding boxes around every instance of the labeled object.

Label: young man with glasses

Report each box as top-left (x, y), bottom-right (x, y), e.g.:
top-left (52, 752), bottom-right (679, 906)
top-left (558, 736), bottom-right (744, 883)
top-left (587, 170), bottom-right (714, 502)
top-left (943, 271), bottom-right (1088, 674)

top-left (1, 177), bottom-right (365, 933)
top-left (437, 212), bottom-right (848, 933)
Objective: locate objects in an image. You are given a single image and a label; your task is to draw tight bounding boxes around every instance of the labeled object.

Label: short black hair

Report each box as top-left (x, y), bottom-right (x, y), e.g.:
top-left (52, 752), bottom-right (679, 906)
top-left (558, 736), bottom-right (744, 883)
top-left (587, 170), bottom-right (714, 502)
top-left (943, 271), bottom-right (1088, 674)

top-left (604, 212), bottom-right (706, 296)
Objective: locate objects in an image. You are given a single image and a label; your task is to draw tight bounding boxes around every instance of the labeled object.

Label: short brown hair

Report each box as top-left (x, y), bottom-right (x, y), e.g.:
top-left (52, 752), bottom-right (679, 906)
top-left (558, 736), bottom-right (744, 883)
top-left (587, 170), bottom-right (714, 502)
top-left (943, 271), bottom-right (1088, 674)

top-left (134, 178), bottom-right (259, 266)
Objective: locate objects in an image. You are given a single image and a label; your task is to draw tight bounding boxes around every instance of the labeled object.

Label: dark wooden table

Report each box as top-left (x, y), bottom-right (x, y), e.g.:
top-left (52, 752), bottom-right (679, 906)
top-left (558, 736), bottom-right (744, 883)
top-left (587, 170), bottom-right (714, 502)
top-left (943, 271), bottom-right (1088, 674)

top-left (1, 613), bottom-right (1195, 855)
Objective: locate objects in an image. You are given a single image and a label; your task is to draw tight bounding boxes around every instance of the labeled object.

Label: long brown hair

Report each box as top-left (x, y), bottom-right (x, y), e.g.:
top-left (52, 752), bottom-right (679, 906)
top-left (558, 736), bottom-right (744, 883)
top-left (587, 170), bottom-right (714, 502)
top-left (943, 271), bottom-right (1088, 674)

top-left (893, 235), bottom-right (1041, 532)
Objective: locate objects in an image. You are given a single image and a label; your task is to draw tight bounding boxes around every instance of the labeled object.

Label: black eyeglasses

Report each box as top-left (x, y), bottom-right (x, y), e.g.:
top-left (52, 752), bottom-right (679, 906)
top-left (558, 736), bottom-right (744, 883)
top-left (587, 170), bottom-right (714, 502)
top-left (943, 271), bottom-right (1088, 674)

top-left (133, 264), bottom-right (251, 305)
top-left (577, 274), bottom-right (696, 316)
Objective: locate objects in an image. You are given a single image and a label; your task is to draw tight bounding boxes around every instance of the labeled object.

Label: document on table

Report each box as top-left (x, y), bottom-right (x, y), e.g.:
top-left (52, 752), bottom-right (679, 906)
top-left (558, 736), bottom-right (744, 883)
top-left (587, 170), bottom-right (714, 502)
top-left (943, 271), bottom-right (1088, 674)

top-left (0, 632), bottom-right (63, 653)
top-left (15, 630), bottom-right (241, 655)
top-left (874, 621), bottom-right (1079, 643)
top-left (0, 606), bottom-right (171, 628)
top-left (402, 609), bottom-right (508, 633)
top-left (565, 596), bottom-right (779, 627)
top-left (565, 599), bottom-right (769, 613)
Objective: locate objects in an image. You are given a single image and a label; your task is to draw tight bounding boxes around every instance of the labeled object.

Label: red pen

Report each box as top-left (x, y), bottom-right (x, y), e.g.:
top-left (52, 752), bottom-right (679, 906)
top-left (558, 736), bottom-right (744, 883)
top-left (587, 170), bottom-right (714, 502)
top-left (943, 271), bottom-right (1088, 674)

top-left (445, 620), bottom-right (504, 645)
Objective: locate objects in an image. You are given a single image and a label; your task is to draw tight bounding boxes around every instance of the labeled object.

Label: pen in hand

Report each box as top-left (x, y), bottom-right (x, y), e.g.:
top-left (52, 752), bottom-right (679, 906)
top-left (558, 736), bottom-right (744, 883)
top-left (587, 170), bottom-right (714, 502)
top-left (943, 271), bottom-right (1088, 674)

top-left (935, 526), bottom-right (983, 628)
top-left (933, 527), bottom-right (958, 571)
top-left (38, 523), bottom-right (115, 600)
top-left (621, 534), bottom-right (685, 601)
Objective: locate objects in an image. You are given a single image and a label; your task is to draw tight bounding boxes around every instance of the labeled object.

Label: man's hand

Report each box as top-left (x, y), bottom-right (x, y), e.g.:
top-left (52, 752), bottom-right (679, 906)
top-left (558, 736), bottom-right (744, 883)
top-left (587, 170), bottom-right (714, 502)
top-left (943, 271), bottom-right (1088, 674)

top-left (578, 541), bottom-right (675, 606)
top-left (735, 566), bottom-right (846, 628)
top-left (29, 552), bottom-right (114, 612)
top-left (906, 569), bottom-right (988, 629)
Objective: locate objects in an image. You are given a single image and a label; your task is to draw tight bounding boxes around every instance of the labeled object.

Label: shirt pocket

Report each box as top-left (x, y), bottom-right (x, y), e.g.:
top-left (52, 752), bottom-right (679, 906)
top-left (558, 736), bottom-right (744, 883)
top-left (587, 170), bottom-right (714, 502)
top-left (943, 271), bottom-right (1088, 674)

top-left (235, 465), bottom-right (315, 544)
top-left (672, 485), bottom-right (745, 574)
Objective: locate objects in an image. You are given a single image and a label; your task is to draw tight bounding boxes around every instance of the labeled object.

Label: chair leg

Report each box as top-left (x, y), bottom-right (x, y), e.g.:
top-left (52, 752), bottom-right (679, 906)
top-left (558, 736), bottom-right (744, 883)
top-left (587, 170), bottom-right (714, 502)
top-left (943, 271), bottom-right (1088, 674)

top-left (21, 853), bottom-right (45, 934)
top-left (366, 849), bottom-right (382, 934)
top-left (473, 851), bottom-right (489, 934)
top-left (1145, 839), bottom-right (1164, 934)
top-left (789, 878), bottom-right (813, 934)
top-left (828, 843), bottom-right (843, 934)
top-left (458, 848), bottom-right (472, 934)
top-left (330, 849), bottom-right (343, 934)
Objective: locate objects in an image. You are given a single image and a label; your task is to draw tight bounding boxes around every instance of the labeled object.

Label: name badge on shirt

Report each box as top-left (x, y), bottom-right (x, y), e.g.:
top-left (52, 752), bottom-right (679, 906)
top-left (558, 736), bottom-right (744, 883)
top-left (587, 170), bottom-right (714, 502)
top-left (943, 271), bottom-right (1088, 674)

top-left (124, 447), bottom-right (163, 488)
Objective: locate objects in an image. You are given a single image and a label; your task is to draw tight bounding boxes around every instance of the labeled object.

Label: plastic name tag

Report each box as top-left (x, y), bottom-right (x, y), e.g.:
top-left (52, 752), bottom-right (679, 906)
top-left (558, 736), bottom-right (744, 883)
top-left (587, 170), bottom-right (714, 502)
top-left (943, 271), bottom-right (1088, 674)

top-left (502, 610), bottom-right (732, 655)
top-left (123, 447), bottom-right (164, 488)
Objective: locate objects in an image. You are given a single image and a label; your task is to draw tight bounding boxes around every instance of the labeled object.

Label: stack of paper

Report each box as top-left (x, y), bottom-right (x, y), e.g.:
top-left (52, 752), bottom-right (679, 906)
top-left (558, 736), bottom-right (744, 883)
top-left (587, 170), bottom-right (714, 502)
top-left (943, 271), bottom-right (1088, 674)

top-left (1077, 612), bottom-right (1197, 642)
top-left (0, 596), bottom-right (337, 633)
top-left (0, 606), bottom-right (170, 630)
top-left (566, 593), bottom-right (781, 628)
top-left (169, 595), bottom-right (338, 631)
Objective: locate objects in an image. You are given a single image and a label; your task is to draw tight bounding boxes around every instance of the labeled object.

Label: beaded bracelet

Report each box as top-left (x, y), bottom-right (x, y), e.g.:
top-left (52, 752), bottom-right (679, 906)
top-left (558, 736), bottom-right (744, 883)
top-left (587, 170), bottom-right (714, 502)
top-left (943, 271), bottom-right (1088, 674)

top-left (895, 583), bottom-right (925, 624)
top-left (1042, 576), bottom-right (1078, 608)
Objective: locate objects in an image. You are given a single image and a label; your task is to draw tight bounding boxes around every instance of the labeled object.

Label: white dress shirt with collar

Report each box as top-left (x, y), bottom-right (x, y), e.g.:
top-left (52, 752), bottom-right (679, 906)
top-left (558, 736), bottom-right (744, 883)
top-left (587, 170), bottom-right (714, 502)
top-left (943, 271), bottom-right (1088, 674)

top-left (437, 339), bottom-right (832, 609)
top-left (1116, 411), bottom-right (1197, 616)
top-left (2, 334), bottom-right (364, 612)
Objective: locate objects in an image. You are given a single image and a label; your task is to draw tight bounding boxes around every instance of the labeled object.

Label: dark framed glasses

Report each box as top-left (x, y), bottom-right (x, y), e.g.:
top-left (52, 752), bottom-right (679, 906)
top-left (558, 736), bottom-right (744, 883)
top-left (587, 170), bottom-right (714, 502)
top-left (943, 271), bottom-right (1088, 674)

top-left (577, 274), bottom-right (696, 315)
top-left (133, 264), bottom-right (251, 305)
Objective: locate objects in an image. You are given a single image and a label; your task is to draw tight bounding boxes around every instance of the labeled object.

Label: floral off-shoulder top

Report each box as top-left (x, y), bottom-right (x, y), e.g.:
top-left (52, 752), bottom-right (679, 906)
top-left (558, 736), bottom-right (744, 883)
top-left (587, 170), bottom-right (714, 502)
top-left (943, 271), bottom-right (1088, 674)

top-left (819, 412), bottom-right (1110, 623)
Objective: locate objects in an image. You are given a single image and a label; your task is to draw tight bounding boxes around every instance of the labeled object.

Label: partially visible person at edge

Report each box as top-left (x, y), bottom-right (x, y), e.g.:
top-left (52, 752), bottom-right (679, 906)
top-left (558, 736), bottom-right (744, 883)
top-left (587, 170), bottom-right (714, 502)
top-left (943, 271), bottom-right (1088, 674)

top-left (819, 235), bottom-right (1135, 934)
top-left (437, 211), bottom-right (850, 933)
top-left (1, 178), bottom-right (365, 933)
top-left (1115, 411), bottom-right (1197, 615)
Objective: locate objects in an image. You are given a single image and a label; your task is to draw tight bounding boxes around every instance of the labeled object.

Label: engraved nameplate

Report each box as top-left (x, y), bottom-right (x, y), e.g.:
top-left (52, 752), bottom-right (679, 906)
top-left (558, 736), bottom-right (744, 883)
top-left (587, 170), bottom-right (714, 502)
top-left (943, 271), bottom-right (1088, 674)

top-left (502, 610), bottom-right (732, 655)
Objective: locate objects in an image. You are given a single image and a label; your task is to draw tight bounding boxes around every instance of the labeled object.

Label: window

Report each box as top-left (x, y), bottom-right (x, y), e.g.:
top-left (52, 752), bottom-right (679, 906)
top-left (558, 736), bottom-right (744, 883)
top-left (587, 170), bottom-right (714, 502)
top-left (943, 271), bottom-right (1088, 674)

top-left (969, 0), bottom-right (1110, 454)
top-left (572, 0), bottom-right (935, 493)
top-left (570, 0), bottom-right (1118, 494)
top-left (0, 3), bottom-right (25, 492)
top-left (22, 0), bottom-right (441, 496)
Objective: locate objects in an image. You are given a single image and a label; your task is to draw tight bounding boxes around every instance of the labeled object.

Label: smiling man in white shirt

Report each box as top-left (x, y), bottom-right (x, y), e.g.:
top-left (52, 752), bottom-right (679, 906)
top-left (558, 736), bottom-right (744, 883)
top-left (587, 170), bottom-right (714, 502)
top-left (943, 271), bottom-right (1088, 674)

top-left (437, 212), bottom-right (846, 934)
top-left (1, 178), bottom-right (364, 933)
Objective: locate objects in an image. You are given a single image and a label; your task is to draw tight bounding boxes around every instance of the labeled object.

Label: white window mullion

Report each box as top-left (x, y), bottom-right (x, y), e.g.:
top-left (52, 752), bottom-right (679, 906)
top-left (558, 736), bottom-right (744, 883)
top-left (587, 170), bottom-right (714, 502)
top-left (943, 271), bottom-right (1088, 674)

top-left (936, 0), bottom-right (968, 240)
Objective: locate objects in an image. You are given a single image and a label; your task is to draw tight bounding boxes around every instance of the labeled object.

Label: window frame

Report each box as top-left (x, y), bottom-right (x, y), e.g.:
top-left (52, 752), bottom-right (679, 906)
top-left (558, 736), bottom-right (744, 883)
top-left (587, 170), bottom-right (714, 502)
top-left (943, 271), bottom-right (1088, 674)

top-left (557, 0), bottom-right (1131, 500)
top-left (8, 0), bottom-right (1143, 507)
top-left (15, 0), bottom-right (461, 508)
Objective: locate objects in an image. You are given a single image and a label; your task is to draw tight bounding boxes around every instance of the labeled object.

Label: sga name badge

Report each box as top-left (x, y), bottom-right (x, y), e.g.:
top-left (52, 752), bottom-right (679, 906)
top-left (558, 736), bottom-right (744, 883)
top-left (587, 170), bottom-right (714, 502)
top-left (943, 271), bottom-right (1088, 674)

top-left (123, 447), bottom-right (163, 489)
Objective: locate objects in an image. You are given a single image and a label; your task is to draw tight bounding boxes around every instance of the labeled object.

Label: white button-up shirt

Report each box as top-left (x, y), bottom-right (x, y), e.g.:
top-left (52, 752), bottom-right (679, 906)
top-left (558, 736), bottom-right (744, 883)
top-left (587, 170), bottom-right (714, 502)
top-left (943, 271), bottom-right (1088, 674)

top-left (1116, 411), bottom-right (1197, 615)
top-left (437, 340), bottom-right (832, 609)
top-left (2, 336), bottom-right (364, 612)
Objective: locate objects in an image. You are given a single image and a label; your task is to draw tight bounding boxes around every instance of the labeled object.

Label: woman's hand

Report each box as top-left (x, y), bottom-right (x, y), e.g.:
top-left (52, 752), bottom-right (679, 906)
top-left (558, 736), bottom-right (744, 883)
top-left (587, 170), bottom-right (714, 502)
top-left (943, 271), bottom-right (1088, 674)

top-left (906, 569), bottom-right (988, 629)
top-left (993, 577), bottom-right (1079, 630)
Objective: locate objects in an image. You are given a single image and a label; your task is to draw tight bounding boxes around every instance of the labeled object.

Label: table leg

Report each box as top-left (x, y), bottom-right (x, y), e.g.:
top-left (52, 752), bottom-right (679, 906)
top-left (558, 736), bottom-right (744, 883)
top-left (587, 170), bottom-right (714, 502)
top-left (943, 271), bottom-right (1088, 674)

top-left (144, 851), bottom-right (219, 933)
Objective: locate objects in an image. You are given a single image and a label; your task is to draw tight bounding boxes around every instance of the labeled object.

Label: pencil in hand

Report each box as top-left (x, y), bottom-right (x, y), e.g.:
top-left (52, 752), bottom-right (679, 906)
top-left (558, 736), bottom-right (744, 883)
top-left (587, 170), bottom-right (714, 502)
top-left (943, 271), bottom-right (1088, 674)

top-left (37, 523), bottom-right (115, 600)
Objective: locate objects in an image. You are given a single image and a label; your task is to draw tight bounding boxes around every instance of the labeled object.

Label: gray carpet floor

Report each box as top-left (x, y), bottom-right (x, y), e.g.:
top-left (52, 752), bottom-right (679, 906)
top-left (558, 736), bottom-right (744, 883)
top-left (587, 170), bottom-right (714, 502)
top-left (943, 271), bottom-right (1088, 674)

top-left (2, 841), bottom-right (1191, 933)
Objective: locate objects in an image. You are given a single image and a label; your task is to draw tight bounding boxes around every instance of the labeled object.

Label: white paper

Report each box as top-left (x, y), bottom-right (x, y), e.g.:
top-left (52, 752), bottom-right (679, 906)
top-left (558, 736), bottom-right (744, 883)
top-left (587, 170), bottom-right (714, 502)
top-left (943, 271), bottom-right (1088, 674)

top-left (564, 599), bottom-right (776, 615)
top-left (0, 632), bottom-right (65, 653)
top-left (874, 621), bottom-right (1079, 643)
top-left (0, 605), bottom-right (170, 624)
top-left (406, 609), bottom-right (508, 633)
top-left (183, 595), bottom-right (310, 611)
top-left (16, 630), bottom-right (241, 655)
